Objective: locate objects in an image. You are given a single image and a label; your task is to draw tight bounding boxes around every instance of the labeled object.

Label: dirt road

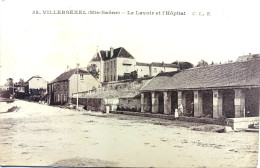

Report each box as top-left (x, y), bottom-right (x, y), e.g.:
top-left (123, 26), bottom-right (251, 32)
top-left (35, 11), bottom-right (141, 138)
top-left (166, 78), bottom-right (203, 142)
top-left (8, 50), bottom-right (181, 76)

top-left (0, 100), bottom-right (258, 167)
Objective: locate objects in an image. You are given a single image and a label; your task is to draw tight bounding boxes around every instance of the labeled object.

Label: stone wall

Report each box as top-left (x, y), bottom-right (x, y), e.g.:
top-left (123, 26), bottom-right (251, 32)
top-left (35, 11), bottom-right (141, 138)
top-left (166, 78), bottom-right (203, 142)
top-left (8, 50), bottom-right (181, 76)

top-left (117, 98), bottom-right (141, 112)
top-left (72, 98), bottom-right (105, 112)
top-left (73, 78), bottom-right (152, 99)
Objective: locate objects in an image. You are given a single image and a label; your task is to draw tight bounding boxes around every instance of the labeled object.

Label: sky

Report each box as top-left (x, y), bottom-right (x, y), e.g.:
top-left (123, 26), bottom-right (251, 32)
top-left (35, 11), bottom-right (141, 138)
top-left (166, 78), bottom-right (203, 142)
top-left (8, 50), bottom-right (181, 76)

top-left (1, 0), bottom-right (260, 85)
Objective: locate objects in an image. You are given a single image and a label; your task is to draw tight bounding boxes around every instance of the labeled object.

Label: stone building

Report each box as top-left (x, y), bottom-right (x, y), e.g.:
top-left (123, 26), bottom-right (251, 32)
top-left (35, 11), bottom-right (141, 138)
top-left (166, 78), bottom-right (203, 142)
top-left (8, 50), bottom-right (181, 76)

top-left (140, 59), bottom-right (260, 119)
top-left (47, 68), bottom-right (101, 105)
top-left (88, 47), bottom-right (178, 82)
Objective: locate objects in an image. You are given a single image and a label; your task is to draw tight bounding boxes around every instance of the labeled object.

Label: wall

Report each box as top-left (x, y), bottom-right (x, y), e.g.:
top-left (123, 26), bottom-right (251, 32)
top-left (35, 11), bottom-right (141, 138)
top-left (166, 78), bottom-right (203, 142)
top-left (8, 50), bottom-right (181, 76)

top-left (29, 77), bottom-right (47, 90)
top-left (53, 81), bottom-right (69, 104)
top-left (72, 78), bottom-right (151, 99)
top-left (150, 66), bottom-right (177, 76)
top-left (135, 65), bottom-right (150, 78)
top-left (117, 98), bottom-right (141, 112)
top-left (72, 98), bottom-right (105, 112)
top-left (116, 57), bottom-right (136, 77)
top-left (104, 58), bottom-right (117, 82)
top-left (69, 73), bottom-right (101, 98)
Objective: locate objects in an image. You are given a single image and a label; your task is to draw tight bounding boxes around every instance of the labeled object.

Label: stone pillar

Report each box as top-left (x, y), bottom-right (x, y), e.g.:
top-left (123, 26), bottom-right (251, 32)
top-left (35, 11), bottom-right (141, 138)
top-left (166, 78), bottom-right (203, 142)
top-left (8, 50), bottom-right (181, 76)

top-left (151, 92), bottom-right (159, 113)
top-left (163, 91), bottom-right (172, 115)
top-left (213, 90), bottom-right (223, 118)
top-left (177, 91), bottom-right (183, 115)
top-left (234, 89), bottom-right (245, 118)
top-left (141, 93), bottom-right (144, 112)
top-left (194, 90), bottom-right (203, 117)
top-left (259, 88), bottom-right (260, 116)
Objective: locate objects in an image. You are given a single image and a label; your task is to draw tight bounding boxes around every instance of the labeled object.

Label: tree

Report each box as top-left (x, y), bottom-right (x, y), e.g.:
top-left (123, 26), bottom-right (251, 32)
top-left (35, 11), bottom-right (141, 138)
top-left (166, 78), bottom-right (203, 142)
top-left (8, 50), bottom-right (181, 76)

top-left (196, 60), bottom-right (209, 67)
top-left (172, 61), bottom-right (194, 70)
top-left (18, 78), bottom-right (25, 85)
top-left (5, 78), bottom-right (13, 87)
top-left (130, 70), bottom-right (138, 80)
top-left (87, 64), bottom-right (99, 79)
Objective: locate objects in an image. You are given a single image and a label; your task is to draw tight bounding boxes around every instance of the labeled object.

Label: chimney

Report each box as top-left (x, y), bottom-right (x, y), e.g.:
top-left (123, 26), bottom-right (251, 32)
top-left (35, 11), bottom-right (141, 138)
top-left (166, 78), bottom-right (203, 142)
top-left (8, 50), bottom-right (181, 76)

top-left (110, 47), bottom-right (114, 57)
top-left (67, 65), bottom-right (70, 71)
top-left (106, 51), bottom-right (108, 57)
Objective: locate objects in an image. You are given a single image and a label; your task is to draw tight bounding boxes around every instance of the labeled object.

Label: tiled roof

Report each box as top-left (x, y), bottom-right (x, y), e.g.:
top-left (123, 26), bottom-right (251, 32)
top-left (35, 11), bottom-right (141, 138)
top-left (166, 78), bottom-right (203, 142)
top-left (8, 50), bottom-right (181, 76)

top-left (99, 47), bottom-right (135, 61)
top-left (140, 59), bottom-right (260, 91)
top-left (50, 68), bottom-right (89, 84)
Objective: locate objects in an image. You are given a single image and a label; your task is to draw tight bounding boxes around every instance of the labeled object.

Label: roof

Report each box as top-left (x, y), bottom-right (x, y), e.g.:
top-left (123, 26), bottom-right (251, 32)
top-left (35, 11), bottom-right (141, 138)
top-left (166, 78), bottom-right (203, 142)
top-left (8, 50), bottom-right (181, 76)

top-left (26, 75), bottom-right (42, 83)
top-left (90, 52), bottom-right (101, 62)
top-left (50, 68), bottom-right (89, 84)
top-left (151, 62), bottom-right (178, 68)
top-left (99, 47), bottom-right (135, 61)
top-left (136, 62), bottom-right (178, 68)
top-left (140, 59), bottom-right (260, 91)
top-left (136, 62), bottom-right (150, 66)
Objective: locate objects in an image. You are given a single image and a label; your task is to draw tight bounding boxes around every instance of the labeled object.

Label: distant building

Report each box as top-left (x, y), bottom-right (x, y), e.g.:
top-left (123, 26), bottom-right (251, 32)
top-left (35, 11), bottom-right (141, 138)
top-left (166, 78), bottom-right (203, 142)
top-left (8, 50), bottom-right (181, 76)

top-left (88, 47), bottom-right (178, 82)
top-left (26, 75), bottom-right (48, 91)
top-left (236, 53), bottom-right (260, 62)
top-left (47, 68), bottom-right (101, 105)
top-left (24, 75), bottom-right (48, 101)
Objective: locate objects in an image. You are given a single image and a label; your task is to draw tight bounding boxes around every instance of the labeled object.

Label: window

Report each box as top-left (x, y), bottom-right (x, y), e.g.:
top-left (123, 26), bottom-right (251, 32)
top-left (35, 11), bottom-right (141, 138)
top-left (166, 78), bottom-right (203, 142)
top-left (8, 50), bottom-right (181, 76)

top-left (114, 75), bottom-right (116, 81)
top-left (64, 94), bottom-right (67, 102)
top-left (114, 60), bottom-right (116, 68)
top-left (111, 75), bottom-right (113, 81)
top-left (105, 76), bottom-right (107, 82)
top-left (57, 94), bottom-right (60, 102)
top-left (154, 68), bottom-right (157, 73)
top-left (80, 74), bottom-right (84, 80)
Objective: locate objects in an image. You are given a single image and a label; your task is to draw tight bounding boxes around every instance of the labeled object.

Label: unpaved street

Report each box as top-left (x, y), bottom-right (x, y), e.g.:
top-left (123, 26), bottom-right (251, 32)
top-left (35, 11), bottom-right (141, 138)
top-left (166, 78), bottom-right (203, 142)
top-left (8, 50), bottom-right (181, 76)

top-left (0, 100), bottom-right (258, 167)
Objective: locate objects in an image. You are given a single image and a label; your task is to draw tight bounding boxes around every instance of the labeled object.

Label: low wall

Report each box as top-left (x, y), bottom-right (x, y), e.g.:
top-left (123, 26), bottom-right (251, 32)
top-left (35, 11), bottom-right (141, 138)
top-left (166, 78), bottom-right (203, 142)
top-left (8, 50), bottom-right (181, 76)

top-left (71, 98), bottom-right (105, 112)
top-left (104, 98), bottom-right (119, 111)
top-left (179, 116), bottom-right (226, 125)
top-left (226, 117), bottom-right (259, 130)
top-left (111, 111), bottom-right (175, 120)
top-left (117, 98), bottom-right (141, 112)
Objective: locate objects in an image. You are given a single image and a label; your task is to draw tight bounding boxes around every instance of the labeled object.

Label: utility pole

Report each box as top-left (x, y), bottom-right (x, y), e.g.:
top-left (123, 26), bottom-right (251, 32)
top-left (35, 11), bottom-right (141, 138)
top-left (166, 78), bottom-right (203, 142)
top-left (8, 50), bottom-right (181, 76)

top-left (76, 63), bottom-right (79, 110)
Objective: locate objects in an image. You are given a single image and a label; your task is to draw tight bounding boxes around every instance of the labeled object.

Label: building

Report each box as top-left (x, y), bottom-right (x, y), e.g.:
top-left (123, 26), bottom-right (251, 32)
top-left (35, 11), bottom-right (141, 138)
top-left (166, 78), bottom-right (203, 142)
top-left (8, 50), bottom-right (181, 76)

top-left (25, 75), bottom-right (48, 96)
top-left (135, 62), bottom-right (178, 78)
top-left (47, 68), bottom-right (101, 105)
top-left (88, 47), bottom-right (178, 82)
top-left (140, 59), bottom-right (260, 119)
top-left (236, 53), bottom-right (260, 62)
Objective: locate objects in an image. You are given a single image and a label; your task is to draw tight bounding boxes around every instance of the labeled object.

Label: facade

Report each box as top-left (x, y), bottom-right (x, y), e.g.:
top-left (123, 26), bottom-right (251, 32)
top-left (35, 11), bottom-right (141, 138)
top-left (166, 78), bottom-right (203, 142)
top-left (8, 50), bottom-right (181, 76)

top-left (88, 47), bottom-right (178, 82)
top-left (25, 75), bottom-right (48, 96)
top-left (135, 62), bottom-right (178, 78)
top-left (47, 68), bottom-right (101, 105)
top-left (140, 59), bottom-right (260, 119)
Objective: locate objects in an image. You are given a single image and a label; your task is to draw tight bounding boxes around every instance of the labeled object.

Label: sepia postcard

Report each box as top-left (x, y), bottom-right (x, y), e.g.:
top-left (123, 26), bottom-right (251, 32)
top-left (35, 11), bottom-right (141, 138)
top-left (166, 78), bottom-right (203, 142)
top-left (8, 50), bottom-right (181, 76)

top-left (0, 0), bottom-right (259, 167)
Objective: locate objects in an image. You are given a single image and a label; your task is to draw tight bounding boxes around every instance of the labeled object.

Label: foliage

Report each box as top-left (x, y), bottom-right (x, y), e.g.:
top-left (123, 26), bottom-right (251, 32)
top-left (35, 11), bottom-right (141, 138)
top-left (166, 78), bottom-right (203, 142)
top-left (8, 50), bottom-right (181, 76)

top-left (196, 60), bottom-right (209, 67)
top-left (5, 78), bottom-right (13, 87)
top-left (118, 70), bottom-right (138, 81)
top-left (172, 61), bottom-right (194, 70)
top-left (87, 64), bottom-right (99, 79)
